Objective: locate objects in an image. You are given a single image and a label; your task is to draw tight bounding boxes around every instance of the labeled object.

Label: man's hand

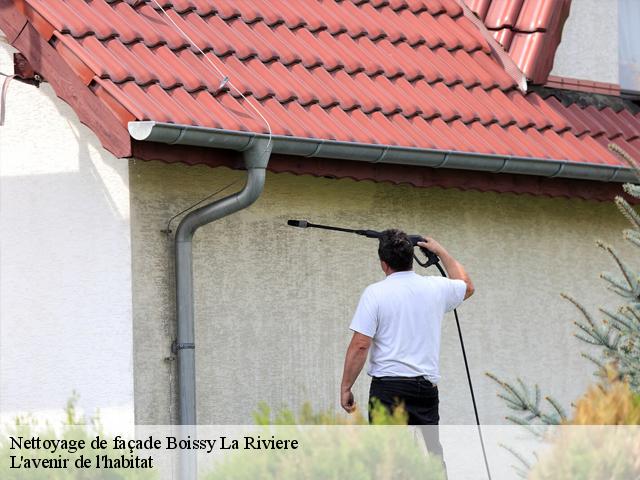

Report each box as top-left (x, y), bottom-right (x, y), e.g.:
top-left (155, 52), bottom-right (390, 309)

top-left (340, 332), bottom-right (372, 413)
top-left (418, 237), bottom-right (475, 299)
top-left (341, 388), bottom-right (356, 413)
top-left (417, 237), bottom-right (444, 256)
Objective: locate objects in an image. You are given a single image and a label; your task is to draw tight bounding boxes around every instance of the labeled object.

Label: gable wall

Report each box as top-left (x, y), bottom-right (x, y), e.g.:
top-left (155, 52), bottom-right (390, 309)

top-left (0, 41), bottom-right (134, 431)
top-left (551, 0), bottom-right (619, 84)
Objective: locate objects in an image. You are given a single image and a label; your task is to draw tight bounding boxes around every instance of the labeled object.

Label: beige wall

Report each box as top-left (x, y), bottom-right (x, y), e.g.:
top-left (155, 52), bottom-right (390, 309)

top-left (130, 160), bottom-right (630, 425)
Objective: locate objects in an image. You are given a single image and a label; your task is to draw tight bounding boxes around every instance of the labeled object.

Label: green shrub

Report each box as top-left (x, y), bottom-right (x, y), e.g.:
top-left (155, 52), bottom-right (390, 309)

top-left (0, 393), bottom-right (156, 480)
top-left (203, 401), bottom-right (444, 480)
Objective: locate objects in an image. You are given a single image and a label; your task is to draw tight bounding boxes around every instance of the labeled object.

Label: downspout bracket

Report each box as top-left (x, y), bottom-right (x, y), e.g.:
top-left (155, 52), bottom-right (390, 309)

top-left (172, 341), bottom-right (195, 354)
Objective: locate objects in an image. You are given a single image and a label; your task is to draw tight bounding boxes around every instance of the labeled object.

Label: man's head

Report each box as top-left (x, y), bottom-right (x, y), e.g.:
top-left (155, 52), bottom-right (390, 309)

top-left (378, 229), bottom-right (413, 274)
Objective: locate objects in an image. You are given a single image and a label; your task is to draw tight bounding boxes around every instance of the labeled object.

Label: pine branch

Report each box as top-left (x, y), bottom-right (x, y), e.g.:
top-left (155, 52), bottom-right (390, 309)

top-left (600, 307), bottom-right (635, 333)
top-left (573, 318), bottom-right (617, 351)
top-left (562, 293), bottom-right (599, 328)
top-left (609, 143), bottom-right (640, 174)
top-left (623, 183), bottom-right (640, 198)
top-left (505, 415), bottom-right (532, 427)
top-left (486, 373), bottom-right (562, 426)
top-left (600, 272), bottom-right (634, 298)
top-left (545, 396), bottom-right (568, 422)
top-left (499, 443), bottom-right (532, 470)
top-left (624, 304), bottom-right (640, 322)
top-left (497, 393), bottom-right (527, 411)
top-left (623, 228), bottom-right (640, 248)
top-left (597, 241), bottom-right (637, 292)
top-left (614, 196), bottom-right (640, 231)
top-left (581, 352), bottom-right (607, 371)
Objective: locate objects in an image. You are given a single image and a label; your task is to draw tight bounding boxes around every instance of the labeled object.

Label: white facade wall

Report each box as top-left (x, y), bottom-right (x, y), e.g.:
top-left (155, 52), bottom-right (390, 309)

top-left (0, 41), bottom-right (134, 430)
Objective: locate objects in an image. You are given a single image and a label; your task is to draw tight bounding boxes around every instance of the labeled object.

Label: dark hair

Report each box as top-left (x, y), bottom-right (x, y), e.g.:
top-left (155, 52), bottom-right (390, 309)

top-left (377, 229), bottom-right (413, 272)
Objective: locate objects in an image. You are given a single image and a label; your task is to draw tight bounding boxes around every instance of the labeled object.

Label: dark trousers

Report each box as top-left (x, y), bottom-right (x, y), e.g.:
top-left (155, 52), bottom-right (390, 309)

top-left (369, 377), bottom-right (446, 467)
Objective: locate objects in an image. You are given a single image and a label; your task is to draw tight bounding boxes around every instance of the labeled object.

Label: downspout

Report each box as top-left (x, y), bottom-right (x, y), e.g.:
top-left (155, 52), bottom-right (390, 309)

top-left (128, 121), bottom-right (273, 434)
top-left (173, 138), bottom-right (272, 427)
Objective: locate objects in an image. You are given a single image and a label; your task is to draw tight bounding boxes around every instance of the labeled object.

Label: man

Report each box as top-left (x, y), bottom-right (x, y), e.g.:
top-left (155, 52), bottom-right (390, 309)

top-left (340, 229), bottom-right (474, 459)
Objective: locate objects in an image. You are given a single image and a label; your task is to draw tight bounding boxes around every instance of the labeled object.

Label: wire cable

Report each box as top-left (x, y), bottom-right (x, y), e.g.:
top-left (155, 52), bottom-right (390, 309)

top-left (163, 179), bottom-right (240, 234)
top-left (148, 0), bottom-right (272, 151)
top-left (141, 2), bottom-right (273, 234)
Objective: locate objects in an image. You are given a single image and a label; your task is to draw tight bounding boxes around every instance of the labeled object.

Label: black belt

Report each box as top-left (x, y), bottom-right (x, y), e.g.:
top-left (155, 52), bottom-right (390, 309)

top-left (373, 376), bottom-right (435, 386)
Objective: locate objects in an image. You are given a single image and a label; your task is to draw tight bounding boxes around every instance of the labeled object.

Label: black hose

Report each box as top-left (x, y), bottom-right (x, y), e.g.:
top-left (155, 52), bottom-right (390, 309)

top-left (436, 263), bottom-right (492, 480)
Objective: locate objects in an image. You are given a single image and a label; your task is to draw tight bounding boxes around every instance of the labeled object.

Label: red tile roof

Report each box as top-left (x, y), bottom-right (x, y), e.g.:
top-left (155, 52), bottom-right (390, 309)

top-left (465, 0), bottom-right (572, 84)
top-left (2, 0), bottom-right (639, 194)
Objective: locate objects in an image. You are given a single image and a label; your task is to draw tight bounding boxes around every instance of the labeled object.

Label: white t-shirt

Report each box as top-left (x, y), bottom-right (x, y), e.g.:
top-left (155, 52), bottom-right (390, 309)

top-left (349, 271), bottom-right (467, 384)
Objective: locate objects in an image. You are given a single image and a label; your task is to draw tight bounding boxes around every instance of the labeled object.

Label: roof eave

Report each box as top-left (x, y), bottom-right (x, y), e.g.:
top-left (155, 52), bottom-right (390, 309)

top-left (128, 121), bottom-right (635, 184)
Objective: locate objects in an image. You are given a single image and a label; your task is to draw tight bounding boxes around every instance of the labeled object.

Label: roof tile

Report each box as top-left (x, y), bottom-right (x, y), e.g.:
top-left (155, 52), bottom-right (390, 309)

top-left (524, 93), bottom-right (569, 132)
top-left (484, 0), bottom-right (524, 29)
top-left (465, 0), bottom-right (491, 20)
top-left (111, 1), bottom-right (168, 48)
top-left (31, 0), bottom-right (91, 37)
top-left (545, 96), bottom-right (590, 137)
top-left (599, 107), bottom-right (640, 141)
top-left (491, 27), bottom-right (514, 50)
top-left (90, 1), bottom-right (144, 44)
top-left (567, 104), bottom-right (606, 138)
top-left (65, 0), bottom-right (118, 40)
top-left (466, 0), bottom-right (572, 84)
top-left (514, 0), bottom-right (560, 32)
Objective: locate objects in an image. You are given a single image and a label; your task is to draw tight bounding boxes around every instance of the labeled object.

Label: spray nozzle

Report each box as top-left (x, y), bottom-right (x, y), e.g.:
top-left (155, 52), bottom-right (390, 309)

top-left (287, 219), bottom-right (309, 228)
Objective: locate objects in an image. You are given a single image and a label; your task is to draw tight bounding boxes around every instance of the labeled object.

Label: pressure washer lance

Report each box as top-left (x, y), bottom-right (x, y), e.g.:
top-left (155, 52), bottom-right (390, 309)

top-left (287, 219), bottom-right (493, 480)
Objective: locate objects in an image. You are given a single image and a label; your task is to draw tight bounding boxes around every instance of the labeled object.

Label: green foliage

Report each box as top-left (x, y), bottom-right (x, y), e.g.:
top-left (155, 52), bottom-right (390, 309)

top-left (484, 374), bottom-right (567, 427)
top-left (203, 402), bottom-right (444, 480)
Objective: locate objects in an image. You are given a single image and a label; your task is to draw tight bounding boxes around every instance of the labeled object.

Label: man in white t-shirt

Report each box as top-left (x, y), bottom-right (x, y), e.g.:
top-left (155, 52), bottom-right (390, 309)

top-left (339, 229), bottom-right (474, 460)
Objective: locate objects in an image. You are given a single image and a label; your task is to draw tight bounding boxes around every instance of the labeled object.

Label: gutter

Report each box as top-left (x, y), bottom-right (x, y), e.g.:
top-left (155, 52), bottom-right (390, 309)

top-left (129, 121), bottom-right (636, 183)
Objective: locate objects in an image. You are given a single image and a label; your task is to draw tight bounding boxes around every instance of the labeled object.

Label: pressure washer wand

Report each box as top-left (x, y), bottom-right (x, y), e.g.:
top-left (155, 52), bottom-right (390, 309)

top-left (287, 219), bottom-right (380, 238)
top-left (287, 220), bottom-right (440, 268)
top-left (287, 219), bottom-right (493, 480)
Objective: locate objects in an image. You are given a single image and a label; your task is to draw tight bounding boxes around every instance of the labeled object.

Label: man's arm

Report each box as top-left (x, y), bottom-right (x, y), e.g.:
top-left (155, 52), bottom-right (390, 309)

top-left (340, 332), bottom-right (372, 413)
top-left (418, 237), bottom-right (475, 299)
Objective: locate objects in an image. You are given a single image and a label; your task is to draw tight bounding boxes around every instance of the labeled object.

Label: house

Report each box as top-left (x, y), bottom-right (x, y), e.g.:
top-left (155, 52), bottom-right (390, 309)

top-left (1, 0), bottom-right (638, 430)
